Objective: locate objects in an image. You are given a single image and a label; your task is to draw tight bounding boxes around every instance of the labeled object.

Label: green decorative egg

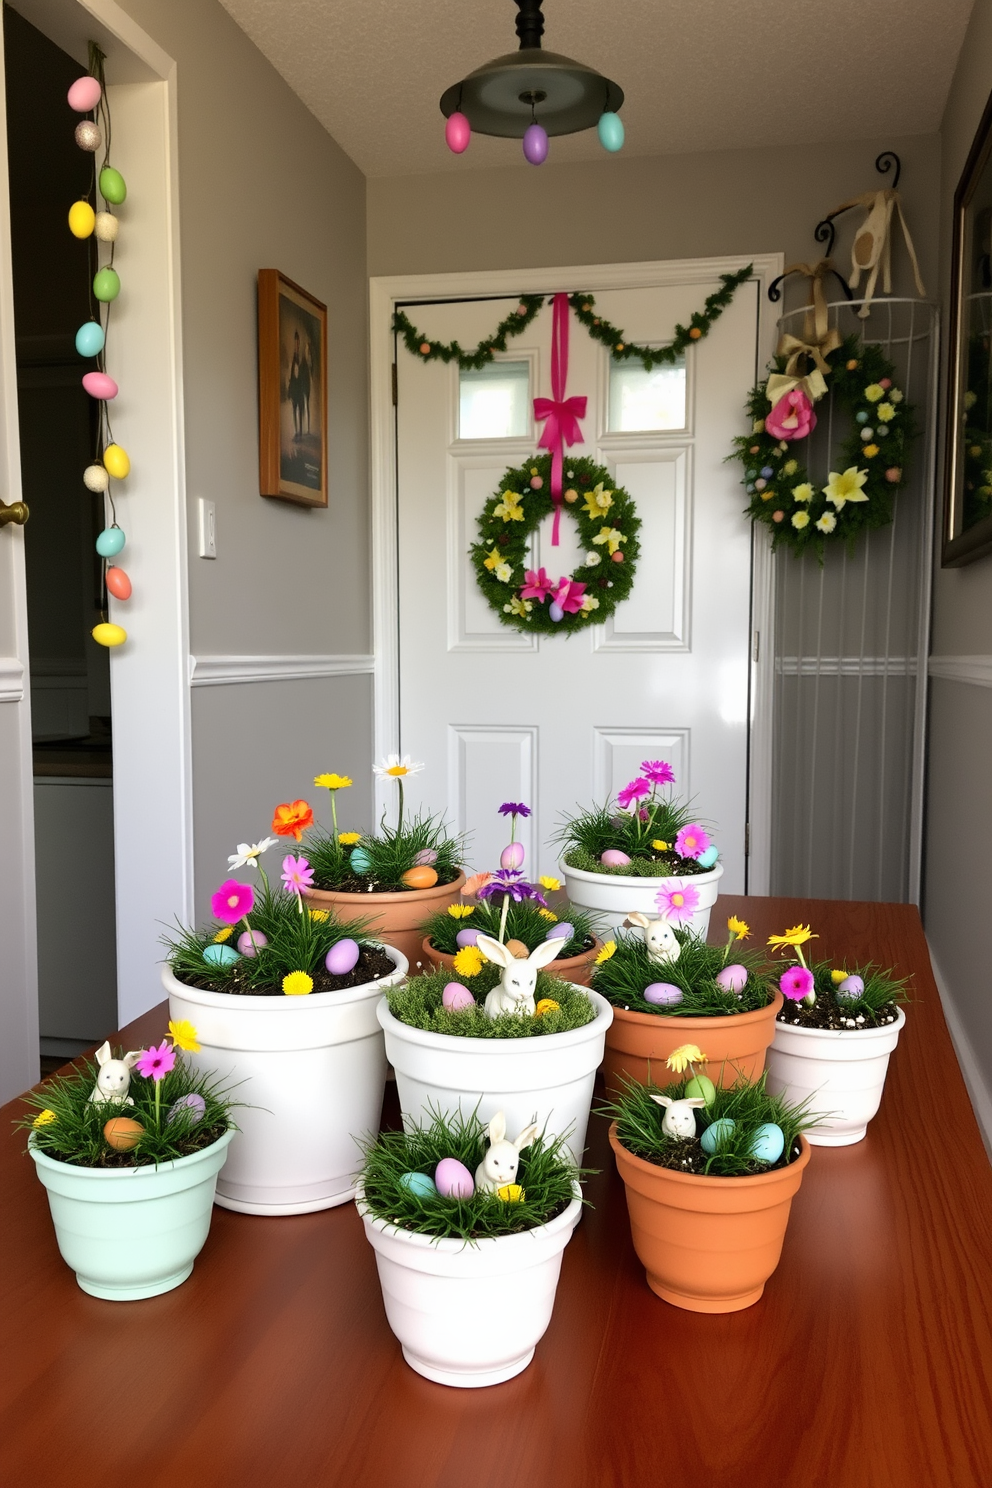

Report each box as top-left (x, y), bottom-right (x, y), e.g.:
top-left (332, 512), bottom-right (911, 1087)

top-left (203, 942), bottom-right (239, 967)
top-left (99, 166), bottom-right (127, 204)
top-left (93, 267), bottom-right (120, 302)
top-left (684, 1074), bottom-right (717, 1106)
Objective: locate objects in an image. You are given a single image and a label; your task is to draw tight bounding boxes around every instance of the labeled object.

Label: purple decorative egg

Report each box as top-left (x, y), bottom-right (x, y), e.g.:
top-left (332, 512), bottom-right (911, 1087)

top-left (546, 922), bottom-right (573, 941)
top-left (166, 1092), bottom-right (206, 1125)
top-left (237, 929), bottom-right (268, 957)
top-left (601, 849), bottom-right (631, 867)
top-left (523, 122), bottom-right (549, 165)
top-left (500, 842), bottom-right (525, 870)
top-left (442, 982), bottom-right (475, 1011)
top-left (445, 111), bottom-right (471, 154)
top-left (67, 75), bottom-right (102, 112)
top-left (434, 1157), bottom-right (475, 1198)
top-left (548, 601), bottom-right (565, 622)
top-left (836, 974), bottom-right (865, 1002)
top-left (716, 963), bottom-right (748, 994)
top-left (413, 849), bottom-right (438, 866)
top-left (644, 982), bottom-right (683, 1006)
top-left (325, 938), bottom-right (360, 976)
top-left (82, 371), bottom-right (118, 400)
top-left (455, 928), bottom-right (480, 949)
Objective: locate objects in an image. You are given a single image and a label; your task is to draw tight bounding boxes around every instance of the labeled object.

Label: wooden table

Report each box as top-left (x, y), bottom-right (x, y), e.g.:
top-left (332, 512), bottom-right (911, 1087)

top-left (2, 896), bottom-right (991, 1488)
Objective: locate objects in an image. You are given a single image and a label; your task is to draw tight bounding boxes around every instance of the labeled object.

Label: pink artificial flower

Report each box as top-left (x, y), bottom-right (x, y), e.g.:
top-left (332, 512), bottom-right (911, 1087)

top-left (210, 878), bottom-right (255, 925)
top-left (675, 823), bottom-right (710, 861)
top-left (655, 882), bottom-right (701, 926)
top-left (552, 577), bottom-right (588, 614)
top-left (780, 966), bottom-right (815, 1002)
top-left (281, 855), bottom-right (315, 893)
top-left (765, 388), bottom-right (817, 442)
top-left (641, 760), bottom-right (675, 786)
top-left (520, 567), bottom-right (555, 602)
top-left (135, 1042), bottom-right (176, 1082)
top-left (617, 777), bottom-right (651, 811)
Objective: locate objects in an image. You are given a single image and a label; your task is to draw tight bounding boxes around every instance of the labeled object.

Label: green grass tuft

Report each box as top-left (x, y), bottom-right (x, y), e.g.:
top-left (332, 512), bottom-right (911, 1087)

top-left (591, 929), bottom-right (773, 1016)
top-left (554, 798), bottom-right (706, 874)
top-left (385, 965), bottom-right (597, 1038)
top-left (778, 958), bottom-right (910, 1028)
top-left (305, 813), bottom-right (465, 893)
top-left (421, 898), bottom-right (600, 959)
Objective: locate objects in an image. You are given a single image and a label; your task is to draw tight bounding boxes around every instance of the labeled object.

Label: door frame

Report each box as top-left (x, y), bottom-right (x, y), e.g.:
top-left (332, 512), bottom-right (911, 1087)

top-left (369, 253), bottom-right (782, 893)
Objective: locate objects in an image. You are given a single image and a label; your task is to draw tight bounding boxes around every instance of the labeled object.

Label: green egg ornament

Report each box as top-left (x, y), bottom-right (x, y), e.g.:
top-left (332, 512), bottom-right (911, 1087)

top-left (398, 1170), bottom-right (437, 1200)
top-left (597, 111), bottom-right (625, 152)
top-left (99, 166), bottom-right (127, 204)
top-left (684, 1074), bottom-right (717, 1106)
top-left (203, 942), bottom-right (240, 968)
top-left (700, 1117), bottom-right (736, 1155)
top-left (93, 267), bottom-right (120, 302)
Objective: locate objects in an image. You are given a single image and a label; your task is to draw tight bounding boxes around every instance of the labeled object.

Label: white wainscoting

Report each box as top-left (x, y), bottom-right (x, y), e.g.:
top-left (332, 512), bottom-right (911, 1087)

top-left (0, 656), bottom-right (24, 702)
top-left (190, 654), bottom-right (375, 686)
top-left (447, 723), bottom-right (538, 873)
top-left (928, 655), bottom-right (992, 688)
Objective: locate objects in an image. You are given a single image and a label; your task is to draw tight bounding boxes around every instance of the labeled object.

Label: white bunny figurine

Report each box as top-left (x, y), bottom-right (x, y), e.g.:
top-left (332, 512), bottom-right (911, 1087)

top-left (474, 1111), bottom-right (542, 1193)
top-left (651, 1093), bottom-right (706, 1139)
top-left (88, 1041), bottom-right (141, 1106)
top-left (475, 933), bottom-right (566, 1018)
top-left (627, 912), bottom-right (681, 967)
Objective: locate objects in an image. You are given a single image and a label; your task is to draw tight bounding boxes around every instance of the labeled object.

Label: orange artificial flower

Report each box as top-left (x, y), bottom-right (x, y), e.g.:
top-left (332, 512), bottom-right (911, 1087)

top-left (271, 799), bottom-right (314, 841)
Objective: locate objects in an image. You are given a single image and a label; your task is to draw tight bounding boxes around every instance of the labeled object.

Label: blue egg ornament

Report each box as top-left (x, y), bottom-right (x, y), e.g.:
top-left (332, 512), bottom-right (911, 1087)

top-left (203, 942), bottom-right (239, 967)
top-left (349, 846), bottom-right (372, 873)
top-left (548, 601), bottom-right (564, 622)
top-left (75, 320), bottom-right (105, 358)
top-left (700, 1117), bottom-right (736, 1154)
top-left (95, 526), bottom-right (125, 558)
top-left (597, 111), bottom-right (625, 152)
top-left (698, 844), bottom-right (719, 869)
top-left (399, 1170), bottom-right (437, 1200)
top-left (750, 1122), bottom-right (785, 1164)
top-left (760, 466), bottom-right (774, 478)
top-left (325, 938), bottom-right (360, 976)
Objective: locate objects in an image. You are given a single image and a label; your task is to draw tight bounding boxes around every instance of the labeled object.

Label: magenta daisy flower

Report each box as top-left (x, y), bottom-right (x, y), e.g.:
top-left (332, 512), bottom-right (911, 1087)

top-left (655, 882), bottom-right (700, 925)
top-left (641, 760), bottom-right (675, 786)
top-left (210, 878), bottom-right (255, 925)
top-left (674, 823), bottom-right (710, 861)
top-left (617, 777), bottom-right (651, 811)
top-left (281, 855), bottom-right (315, 893)
top-left (135, 1042), bottom-right (176, 1082)
top-left (780, 966), bottom-right (815, 1002)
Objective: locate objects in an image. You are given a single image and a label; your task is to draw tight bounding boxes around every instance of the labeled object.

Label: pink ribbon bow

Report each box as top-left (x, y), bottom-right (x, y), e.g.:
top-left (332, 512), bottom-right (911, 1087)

top-left (533, 293), bottom-right (586, 545)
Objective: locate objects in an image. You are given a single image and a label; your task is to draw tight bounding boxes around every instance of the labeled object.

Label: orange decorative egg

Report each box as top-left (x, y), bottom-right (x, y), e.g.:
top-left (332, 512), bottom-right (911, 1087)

top-left (105, 566), bottom-right (131, 600)
top-left (103, 1116), bottom-right (144, 1152)
top-left (401, 865), bottom-right (438, 889)
top-left (689, 326), bottom-right (703, 339)
top-left (505, 939), bottom-right (530, 960)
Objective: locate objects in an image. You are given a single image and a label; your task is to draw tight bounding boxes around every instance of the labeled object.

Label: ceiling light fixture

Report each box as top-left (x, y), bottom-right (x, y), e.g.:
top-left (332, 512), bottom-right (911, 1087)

top-left (440, 0), bottom-right (624, 166)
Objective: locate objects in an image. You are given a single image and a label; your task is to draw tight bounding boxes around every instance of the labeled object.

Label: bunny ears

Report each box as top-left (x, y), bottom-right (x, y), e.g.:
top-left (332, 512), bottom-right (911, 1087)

top-left (485, 1111), bottom-right (542, 1152)
top-left (475, 934), bottom-right (566, 971)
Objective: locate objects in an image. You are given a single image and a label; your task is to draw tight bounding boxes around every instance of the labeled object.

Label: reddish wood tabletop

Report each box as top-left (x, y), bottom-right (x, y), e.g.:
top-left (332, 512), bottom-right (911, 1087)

top-left (2, 896), bottom-right (991, 1488)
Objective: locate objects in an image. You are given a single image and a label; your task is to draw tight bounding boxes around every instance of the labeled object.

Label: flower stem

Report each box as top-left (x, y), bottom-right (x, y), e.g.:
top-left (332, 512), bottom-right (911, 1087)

top-left (330, 793), bottom-right (340, 849)
top-left (243, 915), bottom-right (259, 954)
top-left (155, 1078), bottom-right (161, 1128)
top-left (397, 779), bottom-right (404, 834)
top-left (498, 892), bottom-right (510, 944)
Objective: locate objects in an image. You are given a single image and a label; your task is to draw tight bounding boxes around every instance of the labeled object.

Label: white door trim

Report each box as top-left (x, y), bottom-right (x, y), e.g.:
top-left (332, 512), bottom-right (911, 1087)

top-left (370, 254), bottom-right (781, 889)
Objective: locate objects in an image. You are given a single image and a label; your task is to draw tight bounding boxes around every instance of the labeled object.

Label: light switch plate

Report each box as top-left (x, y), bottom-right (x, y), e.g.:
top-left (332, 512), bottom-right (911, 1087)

top-left (198, 498), bottom-right (216, 558)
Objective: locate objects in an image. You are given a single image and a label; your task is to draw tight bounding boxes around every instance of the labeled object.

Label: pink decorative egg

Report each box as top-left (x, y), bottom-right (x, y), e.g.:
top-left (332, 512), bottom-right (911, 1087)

top-left (442, 981), bottom-right (475, 1011)
top-left (325, 938), bottom-right (360, 975)
top-left (644, 982), bottom-right (683, 1005)
top-left (82, 371), bottom-right (118, 400)
top-left (413, 848), bottom-right (438, 866)
top-left (716, 963), bottom-right (748, 994)
top-left (67, 75), bottom-right (103, 112)
top-left (500, 842), bottom-right (525, 870)
top-left (445, 111), bottom-right (471, 154)
top-left (434, 1157), bottom-right (475, 1198)
top-left (601, 849), bottom-right (631, 867)
top-left (455, 928), bottom-right (480, 949)
top-left (237, 929), bottom-right (268, 957)
top-left (105, 566), bottom-right (131, 601)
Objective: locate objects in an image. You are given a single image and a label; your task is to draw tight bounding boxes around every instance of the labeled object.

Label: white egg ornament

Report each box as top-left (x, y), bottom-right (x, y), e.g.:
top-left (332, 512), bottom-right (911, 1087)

top-left (716, 964), bottom-right (748, 994)
top-left (700, 1117), bottom-right (736, 1155)
top-left (750, 1122), bottom-right (785, 1164)
top-left (434, 1157), bottom-right (475, 1199)
top-left (325, 938), bottom-right (360, 976)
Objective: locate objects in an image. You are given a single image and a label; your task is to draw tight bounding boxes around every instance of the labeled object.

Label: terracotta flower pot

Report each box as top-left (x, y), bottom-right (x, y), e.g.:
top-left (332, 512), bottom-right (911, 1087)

top-left (303, 872), bottom-right (467, 969)
top-left (602, 992), bottom-right (784, 1097)
top-left (421, 935), bottom-right (603, 988)
top-left (610, 1123), bottom-right (811, 1312)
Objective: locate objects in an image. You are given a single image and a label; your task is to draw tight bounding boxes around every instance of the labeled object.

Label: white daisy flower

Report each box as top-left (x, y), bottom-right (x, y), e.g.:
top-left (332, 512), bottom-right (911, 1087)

top-left (373, 754), bottom-right (425, 779)
top-left (228, 837), bottom-right (277, 870)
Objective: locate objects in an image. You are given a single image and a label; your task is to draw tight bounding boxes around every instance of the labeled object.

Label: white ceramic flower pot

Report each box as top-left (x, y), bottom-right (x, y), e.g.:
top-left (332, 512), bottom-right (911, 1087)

top-left (30, 1128), bottom-right (234, 1300)
top-left (357, 1186), bottom-right (582, 1387)
top-left (765, 1007), bottom-right (906, 1146)
top-left (560, 861), bottom-right (724, 936)
top-left (163, 946), bottom-right (408, 1215)
top-left (378, 990), bottom-right (613, 1165)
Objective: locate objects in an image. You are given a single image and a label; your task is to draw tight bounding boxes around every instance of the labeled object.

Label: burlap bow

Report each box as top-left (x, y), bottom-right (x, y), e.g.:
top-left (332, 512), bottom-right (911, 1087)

top-left (823, 189), bottom-right (926, 318)
top-left (764, 259), bottom-right (842, 406)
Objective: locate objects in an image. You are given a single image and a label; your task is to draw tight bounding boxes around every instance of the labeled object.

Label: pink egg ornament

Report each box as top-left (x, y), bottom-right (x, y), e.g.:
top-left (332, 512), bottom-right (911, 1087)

top-left (82, 371), bottom-right (118, 400)
top-left (442, 981), bottom-right (475, 1011)
top-left (644, 982), bottom-right (683, 1006)
top-left (237, 929), bottom-right (268, 957)
top-left (434, 1157), bottom-right (475, 1199)
top-left (500, 841), bottom-right (525, 870)
top-left (601, 849), bottom-right (631, 867)
top-left (413, 848), bottom-right (438, 866)
top-left (445, 111), bottom-right (471, 154)
top-left (325, 938), bottom-right (360, 976)
top-left (67, 75), bottom-right (103, 112)
top-left (105, 566), bottom-right (132, 601)
top-left (455, 928), bottom-right (480, 949)
top-left (716, 964), bottom-right (748, 994)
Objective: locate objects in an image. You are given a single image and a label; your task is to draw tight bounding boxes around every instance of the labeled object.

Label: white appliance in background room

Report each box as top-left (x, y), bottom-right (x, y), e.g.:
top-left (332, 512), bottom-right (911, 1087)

top-left (390, 266), bottom-right (772, 882)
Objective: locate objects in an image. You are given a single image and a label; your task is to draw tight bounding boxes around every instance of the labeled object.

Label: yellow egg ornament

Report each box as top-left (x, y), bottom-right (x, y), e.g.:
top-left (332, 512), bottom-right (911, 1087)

top-left (68, 200), bottom-right (95, 238)
top-left (92, 622), bottom-right (127, 648)
top-left (497, 1184), bottom-right (525, 1203)
top-left (103, 443), bottom-right (130, 480)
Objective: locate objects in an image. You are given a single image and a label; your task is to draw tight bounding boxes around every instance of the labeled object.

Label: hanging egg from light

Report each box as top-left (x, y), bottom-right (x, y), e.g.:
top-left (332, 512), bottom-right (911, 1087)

top-left (94, 212), bottom-right (119, 242)
top-left (102, 444), bottom-right (130, 479)
top-left (75, 320), bottom-right (105, 358)
top-left (74, 120), bottom-right (102, 152)
top-left (548, 601), bottom-right (564, 622)
top-left (93, 266), bottom-right (120, 302)
top-left (68, 200), bottom-right (95, 238)
top-left (95, 526), bottom-right (125, 557)
top-left (445, 111), bottom-right (471, 154)
top-left (99, 166), bottom-right (127, 204)
top-left (91, 621), bottom-right (127, 648)
top-left (522, 122), bottom-right (548, 165)
top-left (67, 75), bottom-right (102, 111)
top-left (597, 111), bottom-right (625, 152)
top-left (83, 463), bottom-right (110, 493)
top-left (82, 371), bottom-right (118, 400)
top-left (105, 566), bottom-right (132, 600)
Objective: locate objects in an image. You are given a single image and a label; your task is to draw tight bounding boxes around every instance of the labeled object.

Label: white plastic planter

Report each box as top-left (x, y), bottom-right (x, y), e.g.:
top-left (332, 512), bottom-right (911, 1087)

top-left (561, 861), bottom-right (724, 936)
top-left (30, 1128), bottom-right (234, 1300)
top-left (164, 946), bottom-right (407, 1215)
top-left (358, 1186), bottom-right (582, 1387)
top-left (378, 990), bottom-right (613, 1165)
top-left (765, 1008), bottom-right (906, 1146)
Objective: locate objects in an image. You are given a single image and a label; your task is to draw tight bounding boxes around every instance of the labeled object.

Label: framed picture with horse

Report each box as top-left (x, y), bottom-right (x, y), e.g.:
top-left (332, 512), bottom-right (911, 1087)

top-left (257, 269), bottom-right (328, 507)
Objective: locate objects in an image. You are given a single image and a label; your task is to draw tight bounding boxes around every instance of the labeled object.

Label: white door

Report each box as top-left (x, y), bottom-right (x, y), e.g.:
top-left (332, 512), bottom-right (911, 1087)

top-left (394, 268), bottom-right (762, 886)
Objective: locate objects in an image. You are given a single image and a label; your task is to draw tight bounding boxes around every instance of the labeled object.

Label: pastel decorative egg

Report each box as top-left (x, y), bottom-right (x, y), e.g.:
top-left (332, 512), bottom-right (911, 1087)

top-left (445, 111), bottom-right (471, 153)
top-left (522, 122), bottom-right (548, 165)
top-left (644, 982), bottom-right (683, 1005)
top-left (95, 526), bottom-right (125, 557)
top-left (402, 865), bottom-right (438, 889)
top-left (93, 266), bottom-right (120, 302)
top-left (455, 928), bottom-right (480, 949)
top-left (82, 371), bottom-right (118, 400)
top-left (102, 443), bottom-right (130, 479)
top-left (325, 938), bottom-right (360, 975)
top-left (74, 120), bottom-right (101, 152)
top-left (413, 849), bottom-right (438, 866)
top-left (68, 74), bottom-right (102, 111)
top-left (750, 1122), bottom-right (785, 1164)
top-left (684, 1074), bottom-right (717, 1106)
top-left (597, 110), bottom-right (625, 152)
top-left (601, 849), bottom-right (631, 867)
top-left (434, 1157), bottom-right (475, 1199)
top-left (94, 211), bottom-right (119, 242)
top-left (836, 974), bottom-right (865, 1002)
top-left (68, 200), bottom-right (95, 238)
top-left (546, 922), bottom-right (573, 941)
top-left (442, 981), bottom-right (475, 1011)
top-left (203, 942), bottom-right (239, 967)
top-left (105, 567), bottom-right (131, 601)
top-left (99, 166), bottom-right (127, 204)
top-left (500, 841), bottom-right (525, 870)
top-left (497, 1183), bottom-right (525, 1202)
top-left (529, 475), bottom-right (543, 489)
top-left (505, 939), bottom-right (530, 960)
top-left (716, 963), bottom-right (748, 994)
top-left (548, 602), bottom-right (564, 622)
top-left (75, 320), bottom-right (105, 357)
top-left (700, 1117), bottom-right (736, 1155)
top-left (349, 846), bottom-right (372, 872)
top-left (91, 622), bottom-right (127, 648)
top-left (698, 844), bottom-right (719, 869)
top-left (103, 1116), bottom-right (143, 1152)
top-left (399, 1170), bottom-right (437, 1200)
top-left (237, 929), bottom-right (267, 957)
top-left (83, 463), bottom-right (109, 493)
top-left (166, 1092), bottom-right (206, 1126)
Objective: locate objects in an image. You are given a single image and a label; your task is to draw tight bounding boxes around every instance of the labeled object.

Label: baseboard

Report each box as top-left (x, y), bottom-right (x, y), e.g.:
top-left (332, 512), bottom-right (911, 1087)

top-left (928, 948), bottom-right (992, 1162)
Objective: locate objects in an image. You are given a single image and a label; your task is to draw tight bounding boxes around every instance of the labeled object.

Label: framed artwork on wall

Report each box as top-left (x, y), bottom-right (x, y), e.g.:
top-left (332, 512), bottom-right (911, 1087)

top-left (258, 269), bottom-right (328, 507)
top-left (943, 87), bottom-right (992, 565)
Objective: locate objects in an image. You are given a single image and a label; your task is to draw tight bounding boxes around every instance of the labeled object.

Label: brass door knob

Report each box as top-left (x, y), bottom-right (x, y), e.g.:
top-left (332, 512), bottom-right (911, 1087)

top-left (0, 500), bottom-right (28, 527)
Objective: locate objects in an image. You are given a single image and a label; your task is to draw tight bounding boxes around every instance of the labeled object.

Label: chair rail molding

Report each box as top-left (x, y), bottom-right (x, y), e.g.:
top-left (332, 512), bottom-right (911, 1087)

top-left (927, 655), bottom-right (992, 688)
top-left (190, 654), bottom-right (375, 687)
top-left (0, 656), bottom-right (24, 702)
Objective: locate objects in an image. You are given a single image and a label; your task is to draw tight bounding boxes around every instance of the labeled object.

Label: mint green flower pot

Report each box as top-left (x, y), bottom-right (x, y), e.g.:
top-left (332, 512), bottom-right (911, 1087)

top-left (30, 1128), bottom-right (234, 1300)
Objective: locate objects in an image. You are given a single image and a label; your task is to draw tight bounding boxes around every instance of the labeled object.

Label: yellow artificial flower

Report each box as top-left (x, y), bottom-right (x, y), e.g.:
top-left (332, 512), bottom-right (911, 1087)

top-left (453, 946), bottom-right (484, 976)
top-left (651, 839), bottom-right (669, 852)
top-left (831, 968), bottom-right (847, 984)
top-left (582, 481), bottom-right (613, 519)
top-left (493, 491), bottom-right (525, 522)
top-left (876, 402), bottom-right (896, 422)
top-left (494, 562), bottom-right (513, 583)
top-left (338, 832), bottom-right (361, 845)
top-left (823, 466), bottom-right (869, 510)
top-left (168, 1019), bottom-right (201, 1053)
top-left (580, 595), bottom-right (600, 613)
top-left (32, 1109), bottom-right (57, 1128)
top-left (538, 908), bottom-right (558, 922)
top-left (767, 924), bottom-right (818, 950)
top-left (889, 388), bottom-right (903, 403)
top-left (753, 418), bottom-right (765, 433)
top-left (666, 1043), bottom-right (706, 1074)
top-left (595, 940), bottom-right (616, 964)
top-left (309, 909), bottom-right (329, 921)
top-left (864, 383), bottom-right (885, 402)
top-left (863, 444), bottom-right (879, 458)
top-left (282, 971), bottom-right (314, 996)
top-left (213, 926), bottom-right (234, 943)
top-left (538, 876), bottom-right (561, 892)
top-left (728, 916), bottom-right (750, 941)
top-left (314, 773), bottom-right (352, 791)
top-left (816, 512), bottom-right (837, 534)
top-left (791, 483), bottom-right (814, 503)
top-left (483, 546), bottom-right (504, 571)
top-left (535, 999), bottom-right (560, 1017)
top-left (592, 525), bottom-right (626, 555)
top-left (447, 904), bottom-right (475, 919)
top-left (792, 511), bottom-right (810, 529)
top-left (783, 459), bottom-right (798, 476)
top-left (497, 1183), bottom-right (525, 1202)
top-left (504, 596), bottom-right (533, 618)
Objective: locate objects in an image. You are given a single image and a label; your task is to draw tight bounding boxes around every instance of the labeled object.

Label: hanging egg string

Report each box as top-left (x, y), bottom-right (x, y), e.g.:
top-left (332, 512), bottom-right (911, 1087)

top-left (69, 41), bottom-right (130, 649)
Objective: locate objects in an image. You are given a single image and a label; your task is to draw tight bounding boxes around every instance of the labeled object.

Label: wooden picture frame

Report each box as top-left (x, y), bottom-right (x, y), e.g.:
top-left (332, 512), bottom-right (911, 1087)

top-left (943, 87), bottom-right (992, 565)
top-left (258, 269), bottom-right (328, 507)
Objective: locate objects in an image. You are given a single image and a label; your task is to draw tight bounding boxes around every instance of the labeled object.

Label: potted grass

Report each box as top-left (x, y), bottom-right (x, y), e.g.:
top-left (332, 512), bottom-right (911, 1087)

top-left (763, 924), bottom-right (908, 1146)
top-left (605, 1063), bottom-right (815, 1312)
top-left (591, 911), bottom-right (782, 1096)
top-left (556, 760), bottom-right (723, 935)
top-left (357, 1107), bottom-right (584, 1387)
top-left (163, 838), bottom-right (406, 1215)
top-left (298, 761), bottom-right (466, 965)
top-left (20, 1024), bottom-right (236, 1300)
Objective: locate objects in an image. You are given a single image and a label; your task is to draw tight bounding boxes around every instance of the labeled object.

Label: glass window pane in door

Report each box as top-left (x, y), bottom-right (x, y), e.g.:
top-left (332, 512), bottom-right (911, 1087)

top-left (608, 356), bottom-right (686, 431)
top-left (459, 361), bottom-right (530, 439)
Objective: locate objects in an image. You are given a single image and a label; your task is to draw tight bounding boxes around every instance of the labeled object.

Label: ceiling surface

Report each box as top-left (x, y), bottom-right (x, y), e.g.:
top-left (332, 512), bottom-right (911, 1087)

top-left (218, 0), bottom-right (973, 178)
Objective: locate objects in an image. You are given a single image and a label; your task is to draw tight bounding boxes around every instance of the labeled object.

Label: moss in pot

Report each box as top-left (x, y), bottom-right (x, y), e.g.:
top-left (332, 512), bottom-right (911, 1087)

top-left (385, 962), bottom-right (597, 1040)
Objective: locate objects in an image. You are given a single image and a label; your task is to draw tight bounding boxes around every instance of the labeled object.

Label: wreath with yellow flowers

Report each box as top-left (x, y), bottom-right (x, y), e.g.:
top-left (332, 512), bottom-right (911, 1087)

top-left (731, 334), bottom-right (916, 557)
top-left (471, 453), bottom-right (641, 634)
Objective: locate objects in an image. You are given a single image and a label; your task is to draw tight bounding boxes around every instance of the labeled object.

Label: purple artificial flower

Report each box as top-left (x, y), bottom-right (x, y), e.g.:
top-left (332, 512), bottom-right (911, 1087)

top-left (780, 966), bottom-right (815, 1002)
top-left (655, 882), bottom-right (701, 926)
top-left (477, 869), bottom-right (547, 908)
top-left (617, 778), bottom-right (651, 811)
top-left (641, 760), bottom-right (675, 786)
top-left (281, 855), bottom-right (315, 893)
top-left (498, 802), bottom-right (532, 818)
top-left (674, 823), bottom-right (711, 861)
